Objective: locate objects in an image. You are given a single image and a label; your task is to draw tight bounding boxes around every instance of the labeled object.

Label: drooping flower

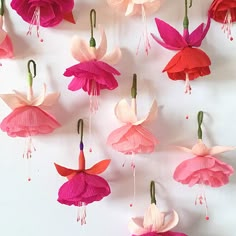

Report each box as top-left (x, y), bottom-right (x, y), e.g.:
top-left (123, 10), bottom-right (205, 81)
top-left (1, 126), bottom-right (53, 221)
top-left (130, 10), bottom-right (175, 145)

top-left (151, 0), bottom-right (211, 93)
top-left (0, 0), bottom-right (13, 59)
top-left (107, 0), bottom-right (161, 54)
top-left (55, 119), bottom-right (111, 225)
top-left (0, 60), bottom-right (60, 159)
top-left (128, 181), bottom-right (187, 236)
top-left (10, 0), bottom-right (75, 40)
top-left (64, 9), bottom-right (121, 112)
top-left (173, 111), bottom-right (235, 220)
top-left (208, 0), bottom-right (236, 40)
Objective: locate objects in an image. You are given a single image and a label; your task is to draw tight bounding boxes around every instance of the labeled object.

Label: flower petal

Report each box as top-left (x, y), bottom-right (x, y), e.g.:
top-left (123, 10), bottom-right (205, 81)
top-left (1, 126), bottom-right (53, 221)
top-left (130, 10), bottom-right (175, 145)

top-left (151, 18), bottom-right (187, 50)
top-left (209, 146), bottom-right (236, 155)
top-left (0, 93), bottom-right (28, 109)
top-left (54, 163), bottom-right (77, 177)
top-left (85, 159), bottom-right (111, 175)
top-left (102, 47), bottom-right (122, 65)
top-left (95, 26), bottom-right (107, 60)
top-left (159, 210), bottom-right (179, 233)
top-left (115, 99), bottom-right (138, 123)
top-left (128, 217), bottom-right (150, 235)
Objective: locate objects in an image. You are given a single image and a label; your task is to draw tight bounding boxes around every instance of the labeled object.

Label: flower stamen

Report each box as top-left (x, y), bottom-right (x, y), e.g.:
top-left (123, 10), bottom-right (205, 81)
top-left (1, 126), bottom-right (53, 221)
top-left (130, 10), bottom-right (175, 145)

top-left (222, 9), bottom-right (233, 41)
top-left (185, 73), bottom-right (192, 94)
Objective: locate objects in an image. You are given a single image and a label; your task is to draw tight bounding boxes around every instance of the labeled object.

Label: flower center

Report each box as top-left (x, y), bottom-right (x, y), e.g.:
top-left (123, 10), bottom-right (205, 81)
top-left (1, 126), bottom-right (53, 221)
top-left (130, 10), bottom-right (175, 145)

top-left (192, 141), bottom-right (209, 156)
top-left (222, 9), bottom-right (233, 41)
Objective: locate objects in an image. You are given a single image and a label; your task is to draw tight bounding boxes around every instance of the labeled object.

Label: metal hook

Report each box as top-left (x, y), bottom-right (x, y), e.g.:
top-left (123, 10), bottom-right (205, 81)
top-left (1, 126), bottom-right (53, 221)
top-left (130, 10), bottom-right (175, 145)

top-left (77, 119), bottom-right (84, 143)
top-left (150, 181), bottom-right (157, 205)
top-left (189, 0), bottom-right (193, 8)
top-left (27, 59), bottom-right (36, 78)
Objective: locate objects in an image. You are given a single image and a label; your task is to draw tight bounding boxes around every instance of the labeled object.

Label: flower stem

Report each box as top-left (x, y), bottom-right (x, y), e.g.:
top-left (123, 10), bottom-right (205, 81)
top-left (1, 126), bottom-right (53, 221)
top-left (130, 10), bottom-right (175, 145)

top-left (183, 0), bottom-right (189, 29)
top-left (0, 0), bottom-right (4, 16)
top-left (197, 111), bottom-right (203, 140)
top-left (131, 74), bottom-right (137, 99)
top-left (150, 181), bottom-right (156, 204)
top-left (27, 60), bottom-right (36, 87)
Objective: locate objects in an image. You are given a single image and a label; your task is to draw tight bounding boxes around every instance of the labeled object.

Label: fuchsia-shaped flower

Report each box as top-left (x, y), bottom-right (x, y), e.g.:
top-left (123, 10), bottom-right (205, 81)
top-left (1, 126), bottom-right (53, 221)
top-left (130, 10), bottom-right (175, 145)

top-left (128, 181), bottom-right (187, 236)
top-left (55, 119), bottom-right (111, 225)
top-left (107, 74), bottom-right (158, 204)
top-left (64, 9), bottom-right (121, 112)
top-left (10, 0), bottom-right (75, 41)
top-left (208, 0), bottom-right (236, 40)
top-left (0, 0), bottom-right (13, 59)
top-left (0, 60), bottom-right (60, 160)
top-left (151, 0), bottom-right (211, 94)
top-left (173, 111), bottom-right (235, 220)
top-left (107, 0), bottom-right (161, 54)
top-left (107, 74), bottom-right (158, 155)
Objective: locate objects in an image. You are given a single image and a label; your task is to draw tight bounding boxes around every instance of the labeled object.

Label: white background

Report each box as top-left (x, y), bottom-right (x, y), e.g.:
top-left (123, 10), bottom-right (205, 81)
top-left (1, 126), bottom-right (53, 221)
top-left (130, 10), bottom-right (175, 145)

top-left (0, 0), bottom-right (236, 236)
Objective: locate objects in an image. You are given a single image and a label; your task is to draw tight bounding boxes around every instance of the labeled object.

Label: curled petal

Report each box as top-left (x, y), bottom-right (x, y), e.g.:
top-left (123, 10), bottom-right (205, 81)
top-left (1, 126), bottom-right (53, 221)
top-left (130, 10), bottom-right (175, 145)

top-left (102, 47), bottom-right (122, 65)
top-left (158, 210), bottom-right (179, 233)
top-left (128, 217), bottom-right (150, 235)
top-left (96, 26), bottom-right (107, 60)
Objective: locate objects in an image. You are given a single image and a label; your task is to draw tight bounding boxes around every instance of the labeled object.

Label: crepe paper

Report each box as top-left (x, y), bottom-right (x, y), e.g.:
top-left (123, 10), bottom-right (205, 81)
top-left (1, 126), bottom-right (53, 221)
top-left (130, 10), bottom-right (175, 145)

top-left (10, 0), bottom-right (75, 41)
top-left (151, 0), bottom-right (211, 94)
top-left (128, 181), bottom-right (187, 236)
top-left (55, 119), bottom-right (111, 225)
top-left (0, 0), bottom-right (13, 60)
top-left (0, 59), bottom-right (60, 167)
top-left (209, 0), bottom-right (236, 40)
top-left (173, 111), bottom-right (235, 220)
top-left (107, 74), bottom-right (158, 204)
top-left (64, 9), bottom-right (121, 112)
top-left (107, 0), bottom-right (161, 55)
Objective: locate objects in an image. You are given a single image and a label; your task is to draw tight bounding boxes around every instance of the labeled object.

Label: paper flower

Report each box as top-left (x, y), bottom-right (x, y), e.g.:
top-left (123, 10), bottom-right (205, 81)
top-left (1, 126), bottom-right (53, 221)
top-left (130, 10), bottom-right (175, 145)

top-left (0, 60), bottom-right (60, 162)
top-left (173, 111), bottom-right (235, 220)
top-left (151, 0), bottom-right (211, 93)
top-left (107, 74), bottom-right (158, 203)
top-left (64, 9), bottom-right (121, 112)
top-left (128, 181), bottom-right (187, 236)
top-left (0, 0), bottom-right (13, 59)
top-left (10, 0), bottom-right (75, 41)
top-left (55, 119), bottom-right (111, 225)
top-left (208, 0), bottom-right (236, 40)
top-left (107, 0), bottom-right (161, 54)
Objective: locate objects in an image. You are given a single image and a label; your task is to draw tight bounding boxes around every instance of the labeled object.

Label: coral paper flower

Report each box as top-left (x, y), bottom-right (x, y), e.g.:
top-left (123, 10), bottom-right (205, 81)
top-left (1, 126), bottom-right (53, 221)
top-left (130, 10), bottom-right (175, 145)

top-left (151, 0), bottom-right (211, 93)
top-left (64, 9), bottom-right (121, 112)
top-left (0, 0), bottom-right (13, 59)
top-left (173, 111), bottom-right (235, 219)
top-left (128, 181), bottom-right (187, 236)
top-left (55, 119), bottom-right (111, 225)
top-left (10, 0), bottom-right (75, 40)
top-left (208, 0), bottom-right (236, 40)
top-left (0, 60), bottom-right (60, 159)
top-left (107, 74), bottom-right (158, 155)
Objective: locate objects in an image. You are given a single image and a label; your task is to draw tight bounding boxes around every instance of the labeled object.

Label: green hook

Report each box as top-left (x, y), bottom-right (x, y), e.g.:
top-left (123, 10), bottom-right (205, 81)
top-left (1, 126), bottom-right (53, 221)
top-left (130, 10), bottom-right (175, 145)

top-left (150, 181), bottom-right (157, 205)
top-left (131, 74), bottom-right (137, 99)
top-left (197, 111), bottom-right (203, 140)
top-left (90, 9), bottom-right (96, 47)
top-left (77, 119), bottom-right (84, 143)
top-left (0, 0), bottom-right (4, 16)
top-left (27, 59), bottom-right (36, 87)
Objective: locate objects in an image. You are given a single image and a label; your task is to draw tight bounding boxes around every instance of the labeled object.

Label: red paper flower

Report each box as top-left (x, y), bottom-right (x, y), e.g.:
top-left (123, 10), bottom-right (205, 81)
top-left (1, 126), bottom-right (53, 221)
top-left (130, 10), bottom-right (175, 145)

top-left (151, 0), bottom-right (211, 93)
top-left (10, 0), bottom-right (75, 40)
top-left (208, 0), bottom-right (236, 40)
top-left (55, 119), bottom-right (111, 225)
top-left (0, 1), bottom-right (13, 59)
top-left (163, 47), bottom-right (211, 81)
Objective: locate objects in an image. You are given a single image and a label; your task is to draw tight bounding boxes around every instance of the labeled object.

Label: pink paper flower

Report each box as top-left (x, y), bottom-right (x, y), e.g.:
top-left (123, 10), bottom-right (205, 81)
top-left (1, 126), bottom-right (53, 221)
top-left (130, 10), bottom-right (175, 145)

top-left (55, 119), bottom-right (111, 225)
top-left (128, 181), bottom-right (187, 236)
top-left (0, 60), bottom-right (60, 159)
top-left (151, 1), bottom-right (211, 93)
top-left (10, 0), bottom-right (74, 39)
top-left (173, 111), bottom-right (235, 219)
top-left (64, 13), bottom-right (121, 111)
top-left (0, 2), bottom-right (13, 59)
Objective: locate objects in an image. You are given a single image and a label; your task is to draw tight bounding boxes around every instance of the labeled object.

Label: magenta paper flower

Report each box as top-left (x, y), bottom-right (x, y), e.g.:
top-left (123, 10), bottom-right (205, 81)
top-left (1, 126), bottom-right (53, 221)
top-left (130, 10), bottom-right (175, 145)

top-left (151, 0), bottom-right (211, 93)
top-left (64, 9), bottom-right (121, 112)
top-left (0, 60), bottom-right (60, 159)
top-left (173, 111), bottom-right (235, 220)
top-left (10, 0), bottom-right (75, 40)
top-left (0, 1), bottom-right (13, 59)
top-left (128, 181), bottom-right (187, 236)
top-left (55, 119), bottom-right (111, 225)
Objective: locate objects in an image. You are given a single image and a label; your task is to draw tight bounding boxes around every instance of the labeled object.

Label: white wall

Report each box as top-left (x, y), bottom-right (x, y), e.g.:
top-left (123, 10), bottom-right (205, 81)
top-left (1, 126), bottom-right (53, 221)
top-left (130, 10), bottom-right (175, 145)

top-left (0, 0), bottom-right (236, 235)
